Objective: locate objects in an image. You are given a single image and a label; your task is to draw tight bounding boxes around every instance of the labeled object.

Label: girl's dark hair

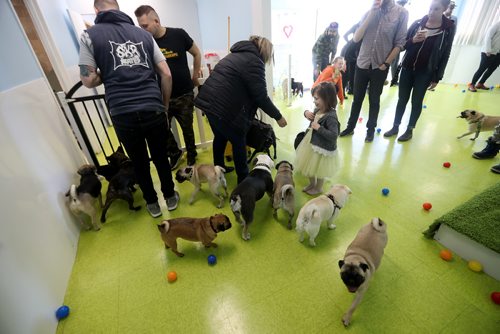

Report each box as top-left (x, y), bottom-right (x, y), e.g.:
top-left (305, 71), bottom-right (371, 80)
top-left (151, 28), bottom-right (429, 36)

top-left (312, 82), bottom-right (337, 110)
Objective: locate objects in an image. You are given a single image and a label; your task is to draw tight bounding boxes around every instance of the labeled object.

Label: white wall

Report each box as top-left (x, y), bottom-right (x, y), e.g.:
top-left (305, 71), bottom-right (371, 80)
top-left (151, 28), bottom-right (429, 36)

top-left (0, 2), bottom-right (86, 334)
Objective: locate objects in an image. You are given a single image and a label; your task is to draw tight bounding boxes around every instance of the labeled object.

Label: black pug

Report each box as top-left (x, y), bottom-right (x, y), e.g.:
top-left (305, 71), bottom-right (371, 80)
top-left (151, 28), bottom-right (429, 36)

top-left (291, 78), bottom-right (304, 97)
top-left (100, 148), bottom-right (141, 222)
top-left (97, 146), bottom-right (129, 182)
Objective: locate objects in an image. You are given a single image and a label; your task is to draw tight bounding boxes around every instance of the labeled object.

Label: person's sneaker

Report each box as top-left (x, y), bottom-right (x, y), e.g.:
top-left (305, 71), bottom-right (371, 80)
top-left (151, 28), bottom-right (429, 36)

top-left (384, 126), bottom-right (399, 137)
top-left (397, 128), bottom-right (413, 142)
top-left (340, 128), bottom-right (355, 137)
top-left (491, 163), bottom-right (500, 174)
top-left (187, 156), bottom-right (196, 166)
top-left (170, 150), bottom-right (183, 170)
top-left (365, 129), bottom-right (375, 143)
top-left (475, 83), bottom-right (489, 90)
top-left (468, 83), bottom-right (477, 92)
top-left (219, 165), bottom-right (234, 173)
top-left (166, 191), bottom-right (180, 211)
top-left (146, 201), bottom-right (162, 218)
top-left (472, 139), bottom-right (500, 159)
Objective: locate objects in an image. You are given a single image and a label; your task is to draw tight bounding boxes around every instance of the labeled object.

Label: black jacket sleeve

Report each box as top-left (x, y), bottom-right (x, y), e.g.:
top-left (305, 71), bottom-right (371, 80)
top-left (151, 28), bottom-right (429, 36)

top-left (434, 24), bottom-right (456, 82)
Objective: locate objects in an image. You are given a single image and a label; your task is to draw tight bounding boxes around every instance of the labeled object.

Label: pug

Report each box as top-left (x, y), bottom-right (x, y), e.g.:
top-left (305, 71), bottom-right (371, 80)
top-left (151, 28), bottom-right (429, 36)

top-left (65, 164), bottom-right (103, 231)
top-left (272, 161), bottom-right (295, 229)
top-left (295, 184), bottom-right (352, 246)
top-left (175, 164), bottom-right (227, 208)
top-left (157, 214), bottom-right (232, 257)
top-left (230, 154), bottom-right (274, 240)
top-left (457, 110), bottom-right (500, 140)
top-left (338, 217), bottom-right (388, 327)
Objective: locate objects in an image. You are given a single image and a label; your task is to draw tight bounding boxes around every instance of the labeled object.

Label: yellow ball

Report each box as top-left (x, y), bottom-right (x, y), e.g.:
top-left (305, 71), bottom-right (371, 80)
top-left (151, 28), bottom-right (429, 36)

top-left (468, 260), bottom-right (482, 272)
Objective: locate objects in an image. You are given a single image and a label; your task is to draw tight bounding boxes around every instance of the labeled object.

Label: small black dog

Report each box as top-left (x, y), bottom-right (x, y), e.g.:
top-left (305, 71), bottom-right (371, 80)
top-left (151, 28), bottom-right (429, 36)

top-left (291, 78), bottom-right (304, 97)
top-left (97, 146), bottom-right (129, 182)
top-left (100, 149), bottom-right (141, 222)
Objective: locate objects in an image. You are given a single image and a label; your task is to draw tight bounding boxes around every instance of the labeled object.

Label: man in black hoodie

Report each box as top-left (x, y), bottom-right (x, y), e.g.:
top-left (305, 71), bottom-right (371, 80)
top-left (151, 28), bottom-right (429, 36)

top-left (79, 0), bottom-right (179, 217)
top-left (195, 36), bottom-right (287, 184)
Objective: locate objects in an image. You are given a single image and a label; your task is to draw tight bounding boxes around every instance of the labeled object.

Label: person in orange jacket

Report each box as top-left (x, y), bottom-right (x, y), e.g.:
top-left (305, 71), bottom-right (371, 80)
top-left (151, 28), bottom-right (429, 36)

top-left (312, 57), bottom-right (345, 105)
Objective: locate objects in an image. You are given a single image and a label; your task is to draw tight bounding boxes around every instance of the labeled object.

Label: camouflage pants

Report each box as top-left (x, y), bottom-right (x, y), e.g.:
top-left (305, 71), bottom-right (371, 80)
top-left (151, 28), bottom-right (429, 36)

top-left (491, 122), bottom-right (500, 144)
top-left (167, 92), bottom-right (197, 162)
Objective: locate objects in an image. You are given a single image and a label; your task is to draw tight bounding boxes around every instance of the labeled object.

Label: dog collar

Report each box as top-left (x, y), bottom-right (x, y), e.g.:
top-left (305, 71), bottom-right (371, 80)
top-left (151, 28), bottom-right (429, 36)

top-left (469, 115), bottom-right (485, 124)
top-left (254, 162), bottom-right (272, 172)
top-left (209, 217), bottom-right (218, 233)
top-left (326, 194), bottom-right (342, 219)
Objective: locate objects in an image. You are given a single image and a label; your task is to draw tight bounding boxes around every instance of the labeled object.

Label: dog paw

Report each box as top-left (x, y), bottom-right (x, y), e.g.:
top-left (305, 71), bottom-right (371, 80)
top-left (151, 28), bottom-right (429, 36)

top-left (242, 233), bottom-right (251, 241)
top-left (309, 240), bottom-right (317, 247)
top-left (342, 315), bottom-right (351, 327)
top-left (328, 224), bottom-right (337, 230)
top-left (175, 252), bottom-right (185, 257)
top-left (469, 138), bottom-right (476, 141)
top-left (287, 223), bottom-right (292, 230)
top-left (133, 206), bottom-right (141, 211)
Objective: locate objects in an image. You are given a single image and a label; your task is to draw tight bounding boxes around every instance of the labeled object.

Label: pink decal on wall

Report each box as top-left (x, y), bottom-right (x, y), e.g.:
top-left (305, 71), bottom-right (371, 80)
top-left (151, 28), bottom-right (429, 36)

top-left (283, 25), bottom-right (293, 38)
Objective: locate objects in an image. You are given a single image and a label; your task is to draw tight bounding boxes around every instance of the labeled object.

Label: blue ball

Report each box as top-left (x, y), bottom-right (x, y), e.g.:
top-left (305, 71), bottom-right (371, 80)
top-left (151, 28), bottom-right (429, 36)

top-left (462, 89), bottom-right (466, 93)
top-left (382, 188), bottom-right (390, 196)
top-left (56, 305), bottom-right (70, 320)
top-left (423, 105), bottom-right (427, 109)
top-left (376, 128), bottom-right (381, 133)
top-left (208, 254), bottom-right (217, 265)
top-left (490, 86), bottom-right (495, 90)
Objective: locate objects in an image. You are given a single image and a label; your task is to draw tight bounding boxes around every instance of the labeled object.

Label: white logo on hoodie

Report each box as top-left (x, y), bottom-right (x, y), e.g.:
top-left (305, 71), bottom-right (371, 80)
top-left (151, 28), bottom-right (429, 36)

top-left (109, 40), bottom-right (149, 70)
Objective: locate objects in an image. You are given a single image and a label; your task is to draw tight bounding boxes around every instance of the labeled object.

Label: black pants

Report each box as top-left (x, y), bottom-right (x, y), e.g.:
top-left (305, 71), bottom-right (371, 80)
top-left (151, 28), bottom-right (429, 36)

top-left (345, 59), bottom-right (356, 93)
top-left (471, 52), bottom-right (500, 85)
top-left (346, 66), bottom-right (389, 130)
top-left (112, 110), bottom-right (175, 204)
top-left (166, 93), bottom-right (197, 162)
top-left (392, 68), bottom-right (433, 128)
top-left (206, 113), bottom-right (248, 184)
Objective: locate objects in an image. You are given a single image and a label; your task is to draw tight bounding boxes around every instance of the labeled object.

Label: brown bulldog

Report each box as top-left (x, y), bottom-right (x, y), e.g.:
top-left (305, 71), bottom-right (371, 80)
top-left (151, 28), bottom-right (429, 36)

top-left (157, 214), bottom-right (232, 257)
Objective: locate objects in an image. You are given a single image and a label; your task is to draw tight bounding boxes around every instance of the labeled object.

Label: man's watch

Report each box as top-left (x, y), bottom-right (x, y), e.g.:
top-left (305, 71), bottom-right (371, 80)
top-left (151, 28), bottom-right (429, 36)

top-left (383, 62), bottom-right (390, 68)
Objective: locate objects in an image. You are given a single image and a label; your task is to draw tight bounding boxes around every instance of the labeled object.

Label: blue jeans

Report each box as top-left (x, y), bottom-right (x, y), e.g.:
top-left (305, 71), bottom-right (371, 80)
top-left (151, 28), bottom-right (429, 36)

top-left (392, 68), bottom-right (433, 128)
top-left (112, 110), bottom-right (175, 204)
top-left (346, 66), bottom-right (389, 130)
top-left (206, 113), bottom-right (248, 183)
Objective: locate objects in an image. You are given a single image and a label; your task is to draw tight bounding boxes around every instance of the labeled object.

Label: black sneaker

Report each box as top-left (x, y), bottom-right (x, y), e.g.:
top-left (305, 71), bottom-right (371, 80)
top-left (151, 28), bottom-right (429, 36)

top-left (222, 166), bottom-right (234, 173)
top-left (340, 128), bottom-right (355, 137)
top-left (397, 129), bottom-right (413, 142)
top-left (365, 129), bottom-right (375, 143)
top-left (170, 150), bottom-right (183, 170)
top-left (383, 126), bottom-right (399, 137)
top-left (146, 201), bottom-right (162, 218)
top-left (491, 164), bottom-right (500, 174)
top-left (166, 191), bottom-right (180, 211)
top-left (187, 156), bottom-right (196, 166)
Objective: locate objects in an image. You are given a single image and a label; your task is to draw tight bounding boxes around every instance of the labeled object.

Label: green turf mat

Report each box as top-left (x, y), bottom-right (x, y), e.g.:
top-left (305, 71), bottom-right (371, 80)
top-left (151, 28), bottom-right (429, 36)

top-left (423, 182), bottom-right (500, 253)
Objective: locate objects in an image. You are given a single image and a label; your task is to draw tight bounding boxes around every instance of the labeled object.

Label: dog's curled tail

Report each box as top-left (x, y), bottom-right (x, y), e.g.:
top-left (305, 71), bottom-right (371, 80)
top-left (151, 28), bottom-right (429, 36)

top-left (302, 205), bottom-right (320, 225)
top-left (230, 195), bottom-right (242, 213)
top-left (157, 220), bottom-right (170, 233)
top-left (371, 217), bottom-right (386, 232)
top-left (214, 166), bottom-right (227, 188)
top-left (280, 184), bottom-right (294, 201)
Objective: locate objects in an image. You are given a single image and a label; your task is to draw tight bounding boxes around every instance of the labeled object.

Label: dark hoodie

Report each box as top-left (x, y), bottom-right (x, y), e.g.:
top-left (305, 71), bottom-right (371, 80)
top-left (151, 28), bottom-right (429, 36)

top-left (194, 40), bottom-right (282, 133)
top-left (86, 10), bottom-right (163, 115)
top-left (402, 15), bottom-right (456, 82)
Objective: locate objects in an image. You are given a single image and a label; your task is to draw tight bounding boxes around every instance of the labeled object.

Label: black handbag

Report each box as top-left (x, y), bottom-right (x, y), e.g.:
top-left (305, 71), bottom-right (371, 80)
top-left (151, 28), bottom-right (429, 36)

top-left (294, 131), bottom-right (306, 150)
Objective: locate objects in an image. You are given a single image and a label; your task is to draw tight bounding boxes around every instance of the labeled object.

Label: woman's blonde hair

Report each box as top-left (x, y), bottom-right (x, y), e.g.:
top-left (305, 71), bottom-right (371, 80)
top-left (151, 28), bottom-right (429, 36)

top-left (249, 35), bottom-right (274, 64)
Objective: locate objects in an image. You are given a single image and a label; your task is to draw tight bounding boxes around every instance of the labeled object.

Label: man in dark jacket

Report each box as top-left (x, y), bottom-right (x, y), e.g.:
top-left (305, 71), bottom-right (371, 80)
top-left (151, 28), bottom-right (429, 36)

top-left (195, 36), bottom-right (287, 183)
top-left (79, 0), bottom-right (179, 217)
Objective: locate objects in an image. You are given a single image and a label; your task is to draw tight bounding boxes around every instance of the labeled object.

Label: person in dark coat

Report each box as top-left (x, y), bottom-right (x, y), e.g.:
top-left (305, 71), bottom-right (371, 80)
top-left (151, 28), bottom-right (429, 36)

top-left (384, 0), bottom-right (456, 142)
top-left (195, 36), bottom-right (287, 183)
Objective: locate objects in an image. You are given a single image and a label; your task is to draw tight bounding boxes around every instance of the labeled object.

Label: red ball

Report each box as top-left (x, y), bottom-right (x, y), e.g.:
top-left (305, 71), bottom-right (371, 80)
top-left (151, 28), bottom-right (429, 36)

top-left (443, 162), bottom-right (451, 168)
top-left (439, 249), bottom-right (453, 261)
top-left (491, 292), bottom-right (500, 305)
top-left (423, 202), bottom-right (432, 211)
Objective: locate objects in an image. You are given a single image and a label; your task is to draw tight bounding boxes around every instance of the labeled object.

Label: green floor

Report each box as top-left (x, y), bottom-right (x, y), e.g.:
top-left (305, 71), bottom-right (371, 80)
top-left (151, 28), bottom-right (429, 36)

top-left (58, 84), bottom-right (500, 333)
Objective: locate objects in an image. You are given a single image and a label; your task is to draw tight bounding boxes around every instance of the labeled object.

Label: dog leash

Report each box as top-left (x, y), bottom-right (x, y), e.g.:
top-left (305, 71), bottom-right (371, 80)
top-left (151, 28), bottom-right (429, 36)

top-left (326, 194), bottom-right (342, 219)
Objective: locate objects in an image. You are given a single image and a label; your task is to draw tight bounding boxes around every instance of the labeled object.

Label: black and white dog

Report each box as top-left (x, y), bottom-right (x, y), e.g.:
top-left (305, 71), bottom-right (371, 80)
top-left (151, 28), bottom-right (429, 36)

top-left (230, 154), bottom-right (274, 240)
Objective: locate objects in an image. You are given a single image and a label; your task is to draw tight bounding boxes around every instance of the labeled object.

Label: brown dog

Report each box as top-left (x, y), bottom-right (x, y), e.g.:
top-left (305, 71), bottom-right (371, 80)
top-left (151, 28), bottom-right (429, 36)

top-left (457, 110), bottom-right (500, 140)
top-left (272, 161), bottom-right (295, 229)
top-left (157, 214), bottom-right (232, 257)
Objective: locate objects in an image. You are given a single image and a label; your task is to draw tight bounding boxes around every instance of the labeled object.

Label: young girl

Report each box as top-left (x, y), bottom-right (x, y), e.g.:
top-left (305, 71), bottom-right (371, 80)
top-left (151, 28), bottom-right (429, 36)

top-left (295, 82), bottom-right (340, 195)
top-left (312, 57), bottom-right (345, 105)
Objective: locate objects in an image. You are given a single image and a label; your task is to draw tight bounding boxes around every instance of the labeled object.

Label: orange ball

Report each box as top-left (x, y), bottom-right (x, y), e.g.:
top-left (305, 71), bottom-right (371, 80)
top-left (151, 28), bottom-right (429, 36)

top-left (167, 271), bottom-right (177, 282)
top-left (423, 202), bottom-right (432, 211)
top-left (440, 249), bottom-right (453, 261)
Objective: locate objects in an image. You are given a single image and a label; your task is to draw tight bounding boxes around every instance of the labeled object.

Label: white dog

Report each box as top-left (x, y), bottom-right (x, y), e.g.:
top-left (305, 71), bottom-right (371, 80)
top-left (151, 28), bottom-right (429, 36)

top-left (175, 164), bottom-right (227, 208)
top-left (296, 184), bottom-right (352, 246)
